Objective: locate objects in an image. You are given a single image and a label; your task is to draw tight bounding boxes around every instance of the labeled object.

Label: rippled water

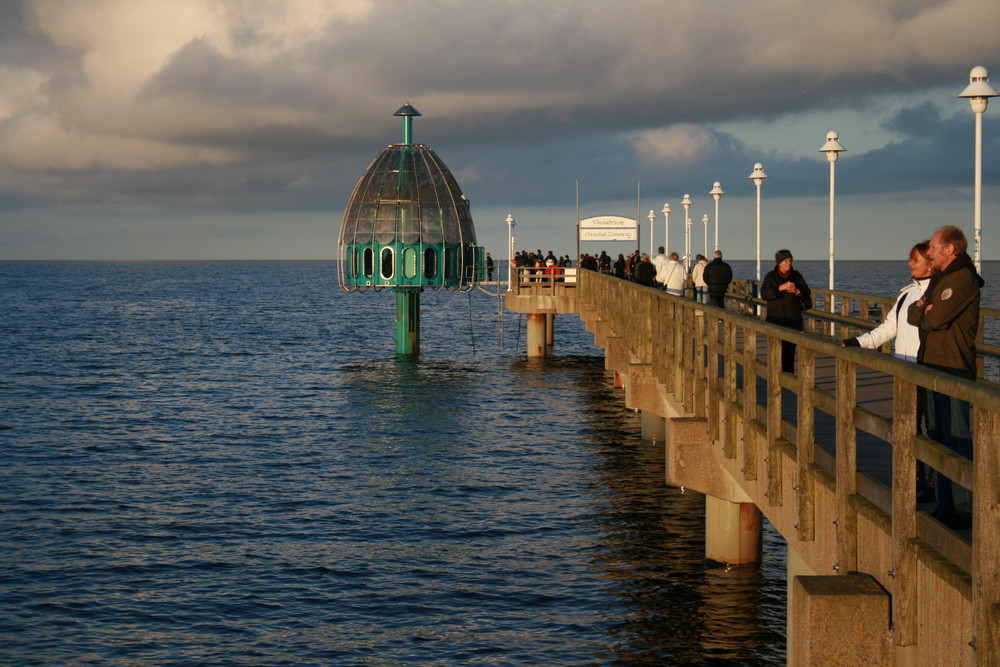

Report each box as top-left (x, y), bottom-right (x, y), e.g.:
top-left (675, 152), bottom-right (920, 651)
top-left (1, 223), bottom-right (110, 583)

top-left (1, 260), bottom-right (818, 665)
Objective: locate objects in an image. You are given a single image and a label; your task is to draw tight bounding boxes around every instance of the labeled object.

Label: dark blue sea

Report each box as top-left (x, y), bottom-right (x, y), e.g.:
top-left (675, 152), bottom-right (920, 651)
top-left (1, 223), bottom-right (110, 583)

top-left (1, 260), bottom-right (995, 665)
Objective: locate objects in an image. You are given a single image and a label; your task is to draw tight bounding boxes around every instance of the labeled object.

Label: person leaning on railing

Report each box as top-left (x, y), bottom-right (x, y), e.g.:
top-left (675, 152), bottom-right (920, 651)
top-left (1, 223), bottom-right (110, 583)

top-left (907, 225), bottom-right (984, 528)
top-left (843, 239), bottom-right (935, 501)
top-left (842, 240), bottom-right (933, 362)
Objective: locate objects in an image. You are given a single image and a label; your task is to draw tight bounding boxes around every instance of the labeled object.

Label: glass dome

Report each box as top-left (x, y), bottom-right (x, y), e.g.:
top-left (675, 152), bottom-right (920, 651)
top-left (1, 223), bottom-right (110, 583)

top-left (338, 141), bottom-right (483, 291)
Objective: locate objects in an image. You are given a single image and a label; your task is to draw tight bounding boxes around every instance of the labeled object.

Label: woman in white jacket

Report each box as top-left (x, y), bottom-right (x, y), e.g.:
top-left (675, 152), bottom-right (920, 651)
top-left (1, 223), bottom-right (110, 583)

top-left (843, 240), bottom-right (935, 499)
top-left (842, 240), bottom-right (933, 361)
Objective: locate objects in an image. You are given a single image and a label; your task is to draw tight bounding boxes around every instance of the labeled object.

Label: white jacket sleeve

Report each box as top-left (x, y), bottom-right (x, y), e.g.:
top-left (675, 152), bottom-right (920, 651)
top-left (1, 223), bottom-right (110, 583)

top-left (854, 291), bottom-right (904, 350)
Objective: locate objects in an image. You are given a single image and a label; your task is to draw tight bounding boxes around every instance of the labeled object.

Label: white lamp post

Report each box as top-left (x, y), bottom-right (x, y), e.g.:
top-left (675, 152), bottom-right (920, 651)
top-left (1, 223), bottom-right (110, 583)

top-left (748, 163), bottom-right (767, 281)
top-left (958, 65), bottom-right (999, 272)
top-left (648, 210), bottom-right (656, 256)
top-left (819, 131), bottom-right (846, 290)
top-left (506, 213), bottom-right (516, 292)
top-left (681, 194), bottom-right (692, 270)
top-left (662, 203), bottom-right (671, 256)
top-left (710, 181), bottom-right (724, 251)
top-left (702, 214), bottom-right (710, 257)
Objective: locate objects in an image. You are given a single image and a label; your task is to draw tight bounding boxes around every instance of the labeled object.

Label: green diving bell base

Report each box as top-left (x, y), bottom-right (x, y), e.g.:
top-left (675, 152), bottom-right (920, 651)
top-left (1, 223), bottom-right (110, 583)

top-left (394, 287), bottom-right (420, 355)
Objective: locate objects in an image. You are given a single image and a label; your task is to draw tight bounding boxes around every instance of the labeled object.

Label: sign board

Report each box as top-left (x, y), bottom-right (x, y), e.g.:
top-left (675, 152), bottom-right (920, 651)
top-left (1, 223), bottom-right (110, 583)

top-left (578, 216), bottom-right (638, 242)
top-left (580, 227), bottom-right (637, 241)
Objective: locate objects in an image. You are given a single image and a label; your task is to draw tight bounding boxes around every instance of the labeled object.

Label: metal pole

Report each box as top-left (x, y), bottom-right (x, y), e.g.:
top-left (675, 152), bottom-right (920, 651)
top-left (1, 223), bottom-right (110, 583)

top-left (507, 214), bottom-right (515, 293)
top-left (664, 206), bottom-right (670, 256)
top-left (703, 215), bottom-right (709, 257)
top-left (829, 159), bottom-right (836, 290)
top-left (714, 198), bottom-right (720, 251)
top-left (755, 183), bottom-right (761, 282)
top-left (974, 109), bottom-right (983, 272)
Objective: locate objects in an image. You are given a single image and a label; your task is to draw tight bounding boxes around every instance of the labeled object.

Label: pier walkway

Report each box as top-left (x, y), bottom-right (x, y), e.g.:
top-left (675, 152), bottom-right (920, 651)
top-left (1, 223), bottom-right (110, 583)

top-left (505, 268), bottom-right (1000, 666)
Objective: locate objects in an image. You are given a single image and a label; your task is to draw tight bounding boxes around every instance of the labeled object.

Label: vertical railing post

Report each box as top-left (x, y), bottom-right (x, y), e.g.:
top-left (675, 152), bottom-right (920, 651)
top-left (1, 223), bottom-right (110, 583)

top-left (723, 320), bottom-right (737, 459)
top-left (797, 346), bottom-right (817, 541)
top-left (973, 406), bottom-right (1000, 659)
top-left (743, 326), bottom-right (758, 480)
top-left (707, 311), bottom-right (719, 439)
top-left (767, 335), bottom-right (783, 506)
top-left (672, 300), bottom-right (684, 400)
top-left (694, 306), bottom-right (706, 418)
top-left (836, 358), bottom-right (858, 573)
top-left (682, 303), bottom-right (694, 413)
top-left (891, 376), bottom-right (918, 647)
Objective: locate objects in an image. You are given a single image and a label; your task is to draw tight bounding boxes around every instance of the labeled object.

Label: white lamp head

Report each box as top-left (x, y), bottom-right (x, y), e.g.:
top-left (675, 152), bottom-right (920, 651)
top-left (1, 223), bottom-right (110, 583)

top-left (748, 163), bottom-right (767, 186)
top-left (681, 193), bottom-right (692, 209)
top-left (662, 203), bottom-right (671, 215)
top-left (702, 214), bottom-right (709, 224)
top-left (710, 181), bottom-right (725, 199)
top-left (648, 209), bottom-right (655, 221)
top-left (819, 131), bottom-right (846, 163)
top-left (958, 66), bottom-right (999, 113)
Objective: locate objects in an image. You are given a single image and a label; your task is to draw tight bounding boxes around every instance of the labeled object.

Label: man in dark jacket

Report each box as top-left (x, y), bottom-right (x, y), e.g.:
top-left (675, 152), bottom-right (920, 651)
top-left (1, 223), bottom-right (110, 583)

top-left (703, 250), bottom-right (733, 308)
top-left (633, 253), bottom-right (658, 287)
top-left (907, 225), bottom-right (983, 526)
top-left (760, 249), bottom-right (812, 373)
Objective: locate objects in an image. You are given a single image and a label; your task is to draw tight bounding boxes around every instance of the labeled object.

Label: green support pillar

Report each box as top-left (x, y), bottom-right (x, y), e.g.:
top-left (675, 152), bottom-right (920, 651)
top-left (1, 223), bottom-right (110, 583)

top-left (394, 287), bottom-right (420, 355)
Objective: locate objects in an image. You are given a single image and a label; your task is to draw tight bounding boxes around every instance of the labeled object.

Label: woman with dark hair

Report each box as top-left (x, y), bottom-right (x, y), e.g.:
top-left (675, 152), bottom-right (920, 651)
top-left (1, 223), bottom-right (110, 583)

top-left (842, 240), bottom-right (933, 361)
top-left (760, 249), bottom-right (812, 373)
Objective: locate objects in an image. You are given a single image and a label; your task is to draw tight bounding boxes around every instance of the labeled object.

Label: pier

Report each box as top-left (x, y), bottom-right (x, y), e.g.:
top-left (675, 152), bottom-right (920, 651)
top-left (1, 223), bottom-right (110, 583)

top-left (505, 268), bottom-right (1000, 666)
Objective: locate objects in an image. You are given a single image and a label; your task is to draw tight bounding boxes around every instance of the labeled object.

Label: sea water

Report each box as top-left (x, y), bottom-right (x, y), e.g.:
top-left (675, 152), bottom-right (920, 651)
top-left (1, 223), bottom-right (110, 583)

top-left (1, 260), bottom-right (995, 665)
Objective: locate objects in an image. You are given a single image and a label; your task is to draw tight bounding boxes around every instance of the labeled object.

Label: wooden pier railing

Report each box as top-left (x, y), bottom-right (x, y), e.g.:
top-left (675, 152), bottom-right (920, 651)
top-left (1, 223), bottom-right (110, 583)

top-left (576, 269), bottom-right (1000, 664)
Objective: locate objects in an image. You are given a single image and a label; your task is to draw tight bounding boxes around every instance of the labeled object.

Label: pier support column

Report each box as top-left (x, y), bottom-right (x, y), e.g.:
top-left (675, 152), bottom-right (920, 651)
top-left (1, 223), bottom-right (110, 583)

top-left (526, 313), bottom-right (547, 358)
top-left (640, 411), bottom-right (665, 444)
top-left (704, 495), bottom-right (761, 564)
top-left (546, 313), bottom-right (555, 347)
top-left (785, 544), bottom-right (816, 663)
top-left (394, 287), bottom-right (420, 355)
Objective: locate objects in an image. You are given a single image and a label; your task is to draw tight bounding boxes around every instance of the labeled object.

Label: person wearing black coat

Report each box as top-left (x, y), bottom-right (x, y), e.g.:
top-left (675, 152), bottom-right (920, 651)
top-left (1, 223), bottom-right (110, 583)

top-left (703, 250), bottom-right (733, 308)
top-left (633, 254), bottom-right (658, 287)
top-left (760, 249), bottom-right (812, 373)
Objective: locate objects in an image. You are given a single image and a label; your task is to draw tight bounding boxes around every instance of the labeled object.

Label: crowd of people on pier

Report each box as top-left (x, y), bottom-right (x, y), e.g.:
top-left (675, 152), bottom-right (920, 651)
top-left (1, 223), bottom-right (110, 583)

top-left (575, 246), bottom-right (735, 306)
top-left (515, 225), bottom-right (983, 529)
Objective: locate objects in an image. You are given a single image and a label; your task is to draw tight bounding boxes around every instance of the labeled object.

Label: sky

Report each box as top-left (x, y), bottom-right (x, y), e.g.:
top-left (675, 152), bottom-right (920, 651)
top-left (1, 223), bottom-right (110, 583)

top-left (1, 0), bottom-right (999, 261)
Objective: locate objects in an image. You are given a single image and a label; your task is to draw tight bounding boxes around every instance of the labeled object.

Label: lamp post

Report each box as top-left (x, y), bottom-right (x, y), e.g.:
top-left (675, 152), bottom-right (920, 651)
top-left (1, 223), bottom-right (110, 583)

top-left (662, 203), bottom-right (671, 256)
top-left (506, 213), bottom-right (516, 292)
top-left (819, 131), bottom-right (846, 290)
top-left (702, 214), bottom-right (710, 257)
top-left (748, 163), bottom-right (767, 281)
top-left (648, 210), bottom-right (656, 256)
top-left (710, 182), bottom-right (724, 251)
top-left (681, 194), bottom-right (692, 269)
top-left (958, 65), bottom-right (999, 272)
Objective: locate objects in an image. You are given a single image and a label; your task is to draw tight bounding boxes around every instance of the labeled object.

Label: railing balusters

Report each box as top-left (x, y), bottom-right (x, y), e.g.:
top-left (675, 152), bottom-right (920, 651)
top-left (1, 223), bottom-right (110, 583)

top-left (723, 320), bottom-right (738, 459)
top-left (707, 311), bottom-right (720, 440)
top-left (767, 335), bottom-right (783, 506)
top-left (797, 346), bottom-right (817, 541)
top-left (973, 406), bottom-right (1000, 659)
top-left (743, 327), bottom-right (758, 481)
top-left (892, 376), bottom-right (918, 647)
top-left (836, 358), bottom-right (859, 573)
